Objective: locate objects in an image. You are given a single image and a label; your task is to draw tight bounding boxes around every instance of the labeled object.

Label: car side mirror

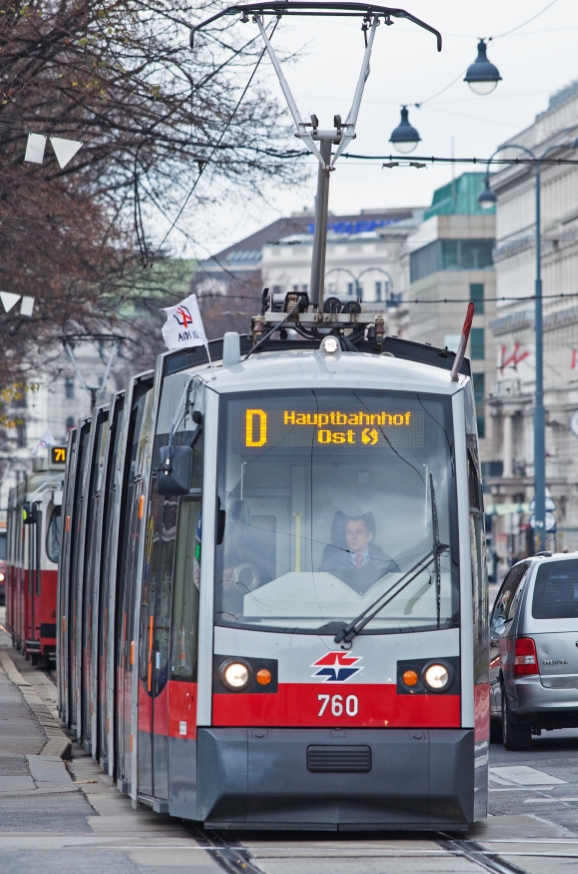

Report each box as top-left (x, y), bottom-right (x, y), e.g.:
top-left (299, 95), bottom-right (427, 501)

top-left (492, 614), bottom-right (506, 634)
top-left (157, 446), bottom-right (192, 495)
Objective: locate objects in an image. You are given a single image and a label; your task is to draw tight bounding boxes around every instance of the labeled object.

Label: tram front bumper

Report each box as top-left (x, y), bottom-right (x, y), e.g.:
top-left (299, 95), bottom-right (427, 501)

top-left (197, 727), bottom-right (474, 829)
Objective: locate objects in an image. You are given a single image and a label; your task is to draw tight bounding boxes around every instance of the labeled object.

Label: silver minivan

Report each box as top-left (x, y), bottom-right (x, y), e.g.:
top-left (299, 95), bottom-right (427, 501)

top-left (490, 552), bottom-right (578, 750)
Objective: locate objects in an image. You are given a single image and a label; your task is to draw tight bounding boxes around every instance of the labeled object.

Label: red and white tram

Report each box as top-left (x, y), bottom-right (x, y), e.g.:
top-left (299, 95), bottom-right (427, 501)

top-left (6, 450), bottom-right (67, 665)
top-left (58, 325), bottom-right (489, 829)
top-left (57, 0), bottom-right (488, 831)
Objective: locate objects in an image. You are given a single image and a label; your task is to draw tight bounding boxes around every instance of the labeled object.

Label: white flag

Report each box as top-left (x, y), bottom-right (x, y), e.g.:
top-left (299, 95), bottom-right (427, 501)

top-left (24, 133), bottom-right (47, 164)
top-left (161, 293), bottom-right (208, 351)
top-left (50, 136), bottom-right (83, 169)
top-left (31, 426), bottom-right (57, 457)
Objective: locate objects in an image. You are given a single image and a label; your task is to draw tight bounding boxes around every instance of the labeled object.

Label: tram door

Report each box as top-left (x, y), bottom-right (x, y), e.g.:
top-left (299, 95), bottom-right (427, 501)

top-left (68, 423), bottom-right (91, 735)
top-left (97, 396), bottom-right (124, 771)
top-left (58, 428), bottom-right (78, 726)
top-left (26, 502), bottom-right (40, 650)
top-left (114, 381), bottom-right (154, 793)
top-left (138, 435), bottom-right (203, 801)
top-left (81, 409), bottom-right (109, 754)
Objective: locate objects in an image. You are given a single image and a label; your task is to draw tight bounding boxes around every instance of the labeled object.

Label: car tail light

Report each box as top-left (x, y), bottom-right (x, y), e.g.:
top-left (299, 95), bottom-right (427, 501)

top-left (514, 637), bottom-right (538, 675)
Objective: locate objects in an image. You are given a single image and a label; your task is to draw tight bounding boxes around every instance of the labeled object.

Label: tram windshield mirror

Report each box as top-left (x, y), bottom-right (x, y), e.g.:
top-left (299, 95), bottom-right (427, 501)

top-left (22, 502), bottom-right (39, 525)
top-left (215, 389), bottom-right (459, 634)
top-left (157, 445), bottom-right (192, 495)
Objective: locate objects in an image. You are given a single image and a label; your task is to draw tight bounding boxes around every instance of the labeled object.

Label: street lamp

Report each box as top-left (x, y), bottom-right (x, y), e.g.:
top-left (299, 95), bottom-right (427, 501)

top-left (479, 136), bottom-right (578, 551)
top-left (478, 178), bottom-right (497, 209)
top-left (464, 39), bottom-right (502, 95)
top-left (389, 106), bottom-right (421, 154)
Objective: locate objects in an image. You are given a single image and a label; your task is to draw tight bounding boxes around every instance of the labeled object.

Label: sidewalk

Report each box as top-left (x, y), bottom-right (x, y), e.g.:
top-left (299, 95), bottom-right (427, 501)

top-left (0, 617), bottom-right (221, 874)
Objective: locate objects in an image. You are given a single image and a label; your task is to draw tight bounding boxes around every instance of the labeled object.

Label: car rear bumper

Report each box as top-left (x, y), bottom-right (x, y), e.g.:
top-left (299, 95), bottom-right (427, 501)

top-left (193, 727), bottom-right (476, 829)
top-left (512, 676), bottom-right (578, 715)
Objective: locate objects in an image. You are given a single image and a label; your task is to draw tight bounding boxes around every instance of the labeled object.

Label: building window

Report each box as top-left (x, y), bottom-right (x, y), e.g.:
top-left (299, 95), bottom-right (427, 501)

top-left (476, 415), bottom-right (485, 440)
top-left (410, 239), bottom-right (494, 283)
top-left (65, 377), bottom-right (75, 399)
top-left (302, 283), bottom-right (308, 293)
top-left (347, 282), bottom-right (354, 296)
top-left (16, 424), bottom-right (26, 447)
top-left (470, 328), bottom-right (484, 360)
top-left (272, 285), bottom-right (281, 294)
top-left (66, 416), bottom-right (75, 431)
top-left (292, 284), bottom-right (299, 292)
top-left (357, 284), bottom-right (363, 301)
top-left (473, 372), bottom-right (485, 405)
top-left (470, 283), bottom-right (484, 315)
top-left (473, 373), bottom-right (485, 439)
top-left (375, 281), bottom-right (382, 302)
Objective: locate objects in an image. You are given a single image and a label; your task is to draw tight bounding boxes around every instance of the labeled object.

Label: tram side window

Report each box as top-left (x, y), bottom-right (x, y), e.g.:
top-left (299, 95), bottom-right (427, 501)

top-left (171, 497), bottom-right (201, 681)
top-left (469, 448), bottom-right (488, 684)
top-left (46, 507), bottom-right (61, 564)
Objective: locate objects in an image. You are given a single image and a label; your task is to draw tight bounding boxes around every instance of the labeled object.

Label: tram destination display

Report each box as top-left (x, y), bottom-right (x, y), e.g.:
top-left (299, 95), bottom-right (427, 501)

top-left (241, 404), bottom-right (425, 451)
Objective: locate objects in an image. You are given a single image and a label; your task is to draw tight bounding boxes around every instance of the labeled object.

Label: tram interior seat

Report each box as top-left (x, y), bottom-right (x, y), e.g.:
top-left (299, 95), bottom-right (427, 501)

top-left (227, 499), bottom-right (277, 586)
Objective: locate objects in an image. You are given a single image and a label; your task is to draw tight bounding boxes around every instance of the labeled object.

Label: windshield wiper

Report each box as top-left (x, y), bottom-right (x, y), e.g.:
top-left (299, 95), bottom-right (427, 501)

top-left (333, 542), bottom-right (449, 644)
top-left (334, 474), bottom-right (448, 645)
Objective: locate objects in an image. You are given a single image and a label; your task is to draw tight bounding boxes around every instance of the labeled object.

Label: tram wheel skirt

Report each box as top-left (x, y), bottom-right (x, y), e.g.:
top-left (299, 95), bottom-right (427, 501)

top-left (196, 727), bottom-right (475, 828)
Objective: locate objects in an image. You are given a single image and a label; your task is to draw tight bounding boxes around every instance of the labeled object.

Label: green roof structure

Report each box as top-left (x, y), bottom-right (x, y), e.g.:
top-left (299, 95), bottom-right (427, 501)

top-left (424, 172), bottom-right (495, 220)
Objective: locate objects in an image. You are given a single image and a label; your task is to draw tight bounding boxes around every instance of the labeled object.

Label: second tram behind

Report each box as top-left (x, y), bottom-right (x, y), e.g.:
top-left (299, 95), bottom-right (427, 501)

top-left (58, 330), bottom-right (489, 829)
top-left (6, 452), bottom-right (66, 664)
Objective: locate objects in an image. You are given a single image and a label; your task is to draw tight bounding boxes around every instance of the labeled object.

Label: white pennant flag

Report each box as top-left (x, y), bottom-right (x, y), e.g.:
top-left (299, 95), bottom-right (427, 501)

top-left (31, 427), bottom-right (57, 457)
top-left (50, 136), bottom-right (83, 169)
top-left (0, 291), bottom-right (20, 313)
top-left (161, 293), bottom-right (208, 351)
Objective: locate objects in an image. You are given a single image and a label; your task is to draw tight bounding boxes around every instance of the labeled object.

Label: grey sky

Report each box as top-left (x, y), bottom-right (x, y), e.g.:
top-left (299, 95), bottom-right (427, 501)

top-left (170, 0), bottom-right (578, 258)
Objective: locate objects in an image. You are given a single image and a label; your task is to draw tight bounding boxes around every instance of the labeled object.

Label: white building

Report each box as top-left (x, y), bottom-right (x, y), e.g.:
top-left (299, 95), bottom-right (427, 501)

top-left (194, 208), bottom-right (424, 309)
top-left (487, 79), bottom-right (578, 562)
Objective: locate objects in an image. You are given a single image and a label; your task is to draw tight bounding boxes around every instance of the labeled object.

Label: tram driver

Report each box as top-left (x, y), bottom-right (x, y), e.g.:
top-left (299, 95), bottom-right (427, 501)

top-left (319, 511), bottom-right (399, 595)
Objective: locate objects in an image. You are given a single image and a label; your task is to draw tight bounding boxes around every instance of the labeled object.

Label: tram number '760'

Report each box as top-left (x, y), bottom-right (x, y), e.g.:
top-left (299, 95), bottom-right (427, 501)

top-left (318, 694), bottom-right (358, 717)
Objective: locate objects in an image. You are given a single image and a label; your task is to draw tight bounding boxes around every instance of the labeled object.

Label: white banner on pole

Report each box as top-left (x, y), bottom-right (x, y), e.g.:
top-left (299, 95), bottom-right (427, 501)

top-left (161, 293), bottom-right (208, 351)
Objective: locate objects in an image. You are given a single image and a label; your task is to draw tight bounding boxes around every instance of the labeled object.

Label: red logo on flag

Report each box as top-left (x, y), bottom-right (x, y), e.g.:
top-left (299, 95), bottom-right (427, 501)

top-left (174, 305), bottom-right (193, 328)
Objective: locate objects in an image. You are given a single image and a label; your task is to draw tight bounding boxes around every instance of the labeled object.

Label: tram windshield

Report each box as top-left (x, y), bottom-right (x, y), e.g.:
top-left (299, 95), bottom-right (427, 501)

top-left (215, 389), bottom-right (459, 634)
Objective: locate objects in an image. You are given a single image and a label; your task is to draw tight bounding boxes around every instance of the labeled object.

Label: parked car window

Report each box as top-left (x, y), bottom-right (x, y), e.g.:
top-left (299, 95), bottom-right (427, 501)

top-left (532, 559), bottom-right (578, 619)
top-left (491, 563), bottom-right (529, 628)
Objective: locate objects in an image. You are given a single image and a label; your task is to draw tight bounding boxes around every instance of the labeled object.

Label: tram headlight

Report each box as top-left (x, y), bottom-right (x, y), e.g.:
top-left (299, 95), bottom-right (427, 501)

top-left (422, 662), bottom-right (451, 692)
top-left (219, 659), bottom-right (251, 691)
top-left (0, 573), bottom-right (4, 583)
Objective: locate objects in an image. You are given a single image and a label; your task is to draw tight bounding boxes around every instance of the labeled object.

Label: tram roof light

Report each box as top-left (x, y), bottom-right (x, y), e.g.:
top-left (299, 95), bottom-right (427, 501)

top-left (320, 335), bottom-right (340, 355)
top-left (464, 39), bottom-right (502, 95)
top-left (389, 106), bottom-right (421, 155)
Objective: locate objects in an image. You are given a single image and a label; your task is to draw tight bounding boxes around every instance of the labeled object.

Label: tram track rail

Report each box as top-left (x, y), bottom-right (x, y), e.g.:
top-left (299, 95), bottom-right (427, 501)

top-left (192, 828), bottom-right (532, 874)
